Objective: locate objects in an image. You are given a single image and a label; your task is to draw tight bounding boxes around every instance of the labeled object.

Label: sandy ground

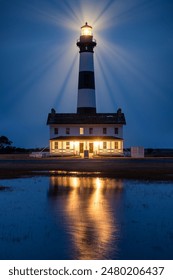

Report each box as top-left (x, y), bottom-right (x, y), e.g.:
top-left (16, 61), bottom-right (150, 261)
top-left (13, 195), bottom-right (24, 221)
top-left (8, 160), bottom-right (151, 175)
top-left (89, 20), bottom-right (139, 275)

top-left (0, 154), bottom-right (173, 180)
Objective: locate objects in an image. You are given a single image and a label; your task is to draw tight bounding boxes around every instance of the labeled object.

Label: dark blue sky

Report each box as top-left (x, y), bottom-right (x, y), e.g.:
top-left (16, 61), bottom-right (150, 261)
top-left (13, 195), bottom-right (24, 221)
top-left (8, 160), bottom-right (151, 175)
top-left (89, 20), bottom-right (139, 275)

top-left (0, 0), bottom-right (173, 148)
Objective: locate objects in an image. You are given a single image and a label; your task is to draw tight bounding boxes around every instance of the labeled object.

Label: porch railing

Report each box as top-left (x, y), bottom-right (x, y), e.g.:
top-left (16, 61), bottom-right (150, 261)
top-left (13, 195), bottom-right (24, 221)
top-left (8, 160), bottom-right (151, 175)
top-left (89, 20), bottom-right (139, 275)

top-left (97, 149), bottom-right (124, 156)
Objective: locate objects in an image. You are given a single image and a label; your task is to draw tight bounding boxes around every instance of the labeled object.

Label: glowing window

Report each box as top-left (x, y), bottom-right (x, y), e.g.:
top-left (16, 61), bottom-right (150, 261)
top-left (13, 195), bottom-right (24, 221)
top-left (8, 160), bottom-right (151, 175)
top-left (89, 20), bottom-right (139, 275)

top-left (115, 142), bottom-right (118, 149)
top-left (103, 142), bottom-right (107, 149)
top-left (66, 142), bottom-right (70, 150)
top-left (54, 142), bottom-right (58, 150)
top-left (89, 143), bottom-right (93, 153)
top-left (80, 127), bottom-right (84, 135)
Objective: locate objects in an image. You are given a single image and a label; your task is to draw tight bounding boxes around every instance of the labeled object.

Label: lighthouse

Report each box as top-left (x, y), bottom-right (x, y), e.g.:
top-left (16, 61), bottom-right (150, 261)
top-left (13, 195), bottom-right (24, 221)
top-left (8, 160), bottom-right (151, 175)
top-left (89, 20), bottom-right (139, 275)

top-left (47, 23), bottom-right (126, 157)
top-left (77, 22), bottom-right (97, 114)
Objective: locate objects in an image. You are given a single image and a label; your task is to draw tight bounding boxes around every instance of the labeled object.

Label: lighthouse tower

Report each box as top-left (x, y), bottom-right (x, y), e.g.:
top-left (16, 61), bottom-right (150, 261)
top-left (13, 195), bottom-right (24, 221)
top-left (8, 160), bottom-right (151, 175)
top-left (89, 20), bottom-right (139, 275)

top-left (47, 23), bottom-right (126, 157)
top-left (76, 22), bottom-right (97, 114)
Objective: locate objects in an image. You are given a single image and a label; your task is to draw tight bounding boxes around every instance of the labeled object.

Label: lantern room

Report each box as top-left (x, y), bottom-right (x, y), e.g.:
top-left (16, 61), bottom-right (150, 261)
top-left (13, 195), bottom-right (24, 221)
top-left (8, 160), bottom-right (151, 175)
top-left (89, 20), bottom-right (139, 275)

top-left (81, 22), bottom-right (93, 36)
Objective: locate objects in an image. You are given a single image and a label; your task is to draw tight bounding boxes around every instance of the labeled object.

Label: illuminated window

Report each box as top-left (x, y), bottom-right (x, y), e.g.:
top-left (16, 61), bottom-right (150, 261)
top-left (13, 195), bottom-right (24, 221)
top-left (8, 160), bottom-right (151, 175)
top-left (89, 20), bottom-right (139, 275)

top-left (114, 127), bottom-right (118, 134)
top-left (103, 142), bottom-right (107, 149)
top-left (54, 128), bottom-right (58, 134)
top-left (54, 142), bottom-right (58, 150)
top-left (115, 142), bottom-right (118, 149)
top-left (103, 128), bottom-right (107, 134)
top-left (80, 127), bottom-right (84, 135)
top-left (89, 128), bottom-right (93, 134)
top-left (66, 142), bottom-right (70, 150)
top-left (66, 128), bottom-right (70, 135)
top-left (89, 143), bottom-right (93, 153)
top-left (79, 143), bottom-right (84, 153)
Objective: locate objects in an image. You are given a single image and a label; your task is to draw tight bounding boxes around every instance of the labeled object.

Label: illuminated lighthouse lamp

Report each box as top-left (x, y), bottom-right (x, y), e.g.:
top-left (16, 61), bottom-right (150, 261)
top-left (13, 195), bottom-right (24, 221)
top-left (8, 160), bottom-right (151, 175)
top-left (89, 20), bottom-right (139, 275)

top-left (81, 22), bottom-right (93, 36)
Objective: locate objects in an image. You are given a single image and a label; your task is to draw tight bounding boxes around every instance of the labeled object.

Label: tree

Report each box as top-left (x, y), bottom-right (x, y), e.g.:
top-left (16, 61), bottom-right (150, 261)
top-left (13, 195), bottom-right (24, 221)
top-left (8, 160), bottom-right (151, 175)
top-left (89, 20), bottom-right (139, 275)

top-left (0, 136), bottom-right (12, 149)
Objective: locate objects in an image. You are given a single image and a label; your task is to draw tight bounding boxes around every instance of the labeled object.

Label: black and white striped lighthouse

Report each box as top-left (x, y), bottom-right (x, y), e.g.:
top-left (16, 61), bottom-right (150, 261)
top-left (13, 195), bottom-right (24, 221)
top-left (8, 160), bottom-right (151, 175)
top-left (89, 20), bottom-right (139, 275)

top-left (76, 22), bottom-right (97, 114)
top-left (47, 22), bottom-right (126, 157)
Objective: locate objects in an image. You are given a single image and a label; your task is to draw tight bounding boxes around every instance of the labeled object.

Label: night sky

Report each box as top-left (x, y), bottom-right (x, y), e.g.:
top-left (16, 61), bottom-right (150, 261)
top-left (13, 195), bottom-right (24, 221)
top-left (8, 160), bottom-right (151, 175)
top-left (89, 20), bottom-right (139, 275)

top-left (0, 0), bottom-right (173, 148)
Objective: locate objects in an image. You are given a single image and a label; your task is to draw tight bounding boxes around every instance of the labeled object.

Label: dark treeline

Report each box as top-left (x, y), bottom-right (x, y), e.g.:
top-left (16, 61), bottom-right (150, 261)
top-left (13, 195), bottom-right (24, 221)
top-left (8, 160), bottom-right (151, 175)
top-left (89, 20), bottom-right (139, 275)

top-left (0, 135), bottom-right (48, 154)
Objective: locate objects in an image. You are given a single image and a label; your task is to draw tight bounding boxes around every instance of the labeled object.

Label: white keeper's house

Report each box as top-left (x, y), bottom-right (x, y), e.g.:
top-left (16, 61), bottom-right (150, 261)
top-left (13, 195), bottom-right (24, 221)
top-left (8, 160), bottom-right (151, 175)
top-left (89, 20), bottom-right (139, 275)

top-left (47, 23), bottom-right (126, 157)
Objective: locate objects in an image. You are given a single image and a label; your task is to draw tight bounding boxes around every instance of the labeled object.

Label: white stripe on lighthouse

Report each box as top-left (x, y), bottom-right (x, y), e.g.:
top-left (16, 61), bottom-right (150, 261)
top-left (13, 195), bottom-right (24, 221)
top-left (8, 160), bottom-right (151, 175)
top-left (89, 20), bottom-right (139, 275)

top-left (77, 89), bottom-right (96, 107)
top-left (79, 53), bottom-right (94, 72)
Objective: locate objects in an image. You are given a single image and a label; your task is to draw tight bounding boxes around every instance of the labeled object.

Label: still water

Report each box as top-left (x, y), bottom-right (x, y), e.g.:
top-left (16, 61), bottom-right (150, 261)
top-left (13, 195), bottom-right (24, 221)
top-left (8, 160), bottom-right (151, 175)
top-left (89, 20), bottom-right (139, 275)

top-left (0, 174), bottom-right (173, 260)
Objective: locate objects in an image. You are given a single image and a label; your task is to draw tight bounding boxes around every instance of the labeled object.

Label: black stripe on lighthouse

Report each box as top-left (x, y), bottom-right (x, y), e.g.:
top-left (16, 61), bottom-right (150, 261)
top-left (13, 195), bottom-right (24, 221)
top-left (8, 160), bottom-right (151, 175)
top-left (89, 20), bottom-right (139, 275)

top-left (78, 71), bottom-right (95, 89)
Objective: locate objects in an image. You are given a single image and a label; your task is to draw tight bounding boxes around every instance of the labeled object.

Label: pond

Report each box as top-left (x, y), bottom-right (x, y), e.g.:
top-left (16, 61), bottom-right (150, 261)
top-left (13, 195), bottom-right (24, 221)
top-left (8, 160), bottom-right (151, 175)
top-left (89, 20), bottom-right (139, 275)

top-left (0, 174), bottom-right (173, 260)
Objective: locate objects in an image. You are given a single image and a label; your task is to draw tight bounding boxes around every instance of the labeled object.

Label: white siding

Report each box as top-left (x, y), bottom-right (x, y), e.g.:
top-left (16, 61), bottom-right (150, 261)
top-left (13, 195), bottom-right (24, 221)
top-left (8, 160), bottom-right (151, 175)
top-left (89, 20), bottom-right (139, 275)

top-left (50, 124), bottom-right (124, 138)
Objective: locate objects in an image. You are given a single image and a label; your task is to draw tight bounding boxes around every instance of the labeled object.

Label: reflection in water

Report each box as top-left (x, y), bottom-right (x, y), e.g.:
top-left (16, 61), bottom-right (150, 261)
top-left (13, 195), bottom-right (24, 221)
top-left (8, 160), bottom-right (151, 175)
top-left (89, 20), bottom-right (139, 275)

top-left (1, 177), bottom-right (173, 260)
top-left (48, 176), bottom-right (123, 259)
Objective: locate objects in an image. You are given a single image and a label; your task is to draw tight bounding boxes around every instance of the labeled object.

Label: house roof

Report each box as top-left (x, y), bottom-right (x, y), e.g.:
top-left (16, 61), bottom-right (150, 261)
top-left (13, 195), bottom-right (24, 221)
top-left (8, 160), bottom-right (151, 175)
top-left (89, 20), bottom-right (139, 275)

top-left (47, 109), bottom-right (126, 125)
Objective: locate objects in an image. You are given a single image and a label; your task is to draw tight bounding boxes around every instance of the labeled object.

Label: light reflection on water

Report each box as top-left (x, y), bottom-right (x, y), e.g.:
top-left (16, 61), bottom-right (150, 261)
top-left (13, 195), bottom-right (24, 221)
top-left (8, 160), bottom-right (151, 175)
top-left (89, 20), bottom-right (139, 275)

top-left (0, 175), bottom-right (173, 260)
top-left (48, 176), bottom-right (123, 259)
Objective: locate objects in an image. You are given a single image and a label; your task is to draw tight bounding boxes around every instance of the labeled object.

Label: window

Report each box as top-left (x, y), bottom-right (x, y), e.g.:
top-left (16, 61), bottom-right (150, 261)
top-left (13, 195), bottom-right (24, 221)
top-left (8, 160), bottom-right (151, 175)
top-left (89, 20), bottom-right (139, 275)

top-left (114, 127), bottom-right (118, 134)
top-left (80, 127), bottom-right (84, 135)
top-left (54, 128), bottom-right (58, 134)
top-left (115, 142), bottom-right (118, 149)
top-left (103, 142), bottom-right (107, 149)
top-left (89, 143), bottom-right (93, 153)
top-left (66, 128), bottom-right (70, 135)
top-left (79, 143), bottom-right (84, 153)
top-left (66, 142), bottom-right (70, 150)
top-left (54, 141), bottom-right (58, 150)
top-left (89, 128), bottom-right (93, 134)
top-left (103, 128), bottom-right (107, 134)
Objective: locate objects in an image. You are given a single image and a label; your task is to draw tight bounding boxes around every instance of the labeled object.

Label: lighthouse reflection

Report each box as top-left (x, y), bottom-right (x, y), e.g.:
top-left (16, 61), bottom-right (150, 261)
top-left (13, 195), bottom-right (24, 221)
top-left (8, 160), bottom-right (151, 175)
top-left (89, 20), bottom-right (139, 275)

top-left (48, 175), bottom-right (123, 260)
